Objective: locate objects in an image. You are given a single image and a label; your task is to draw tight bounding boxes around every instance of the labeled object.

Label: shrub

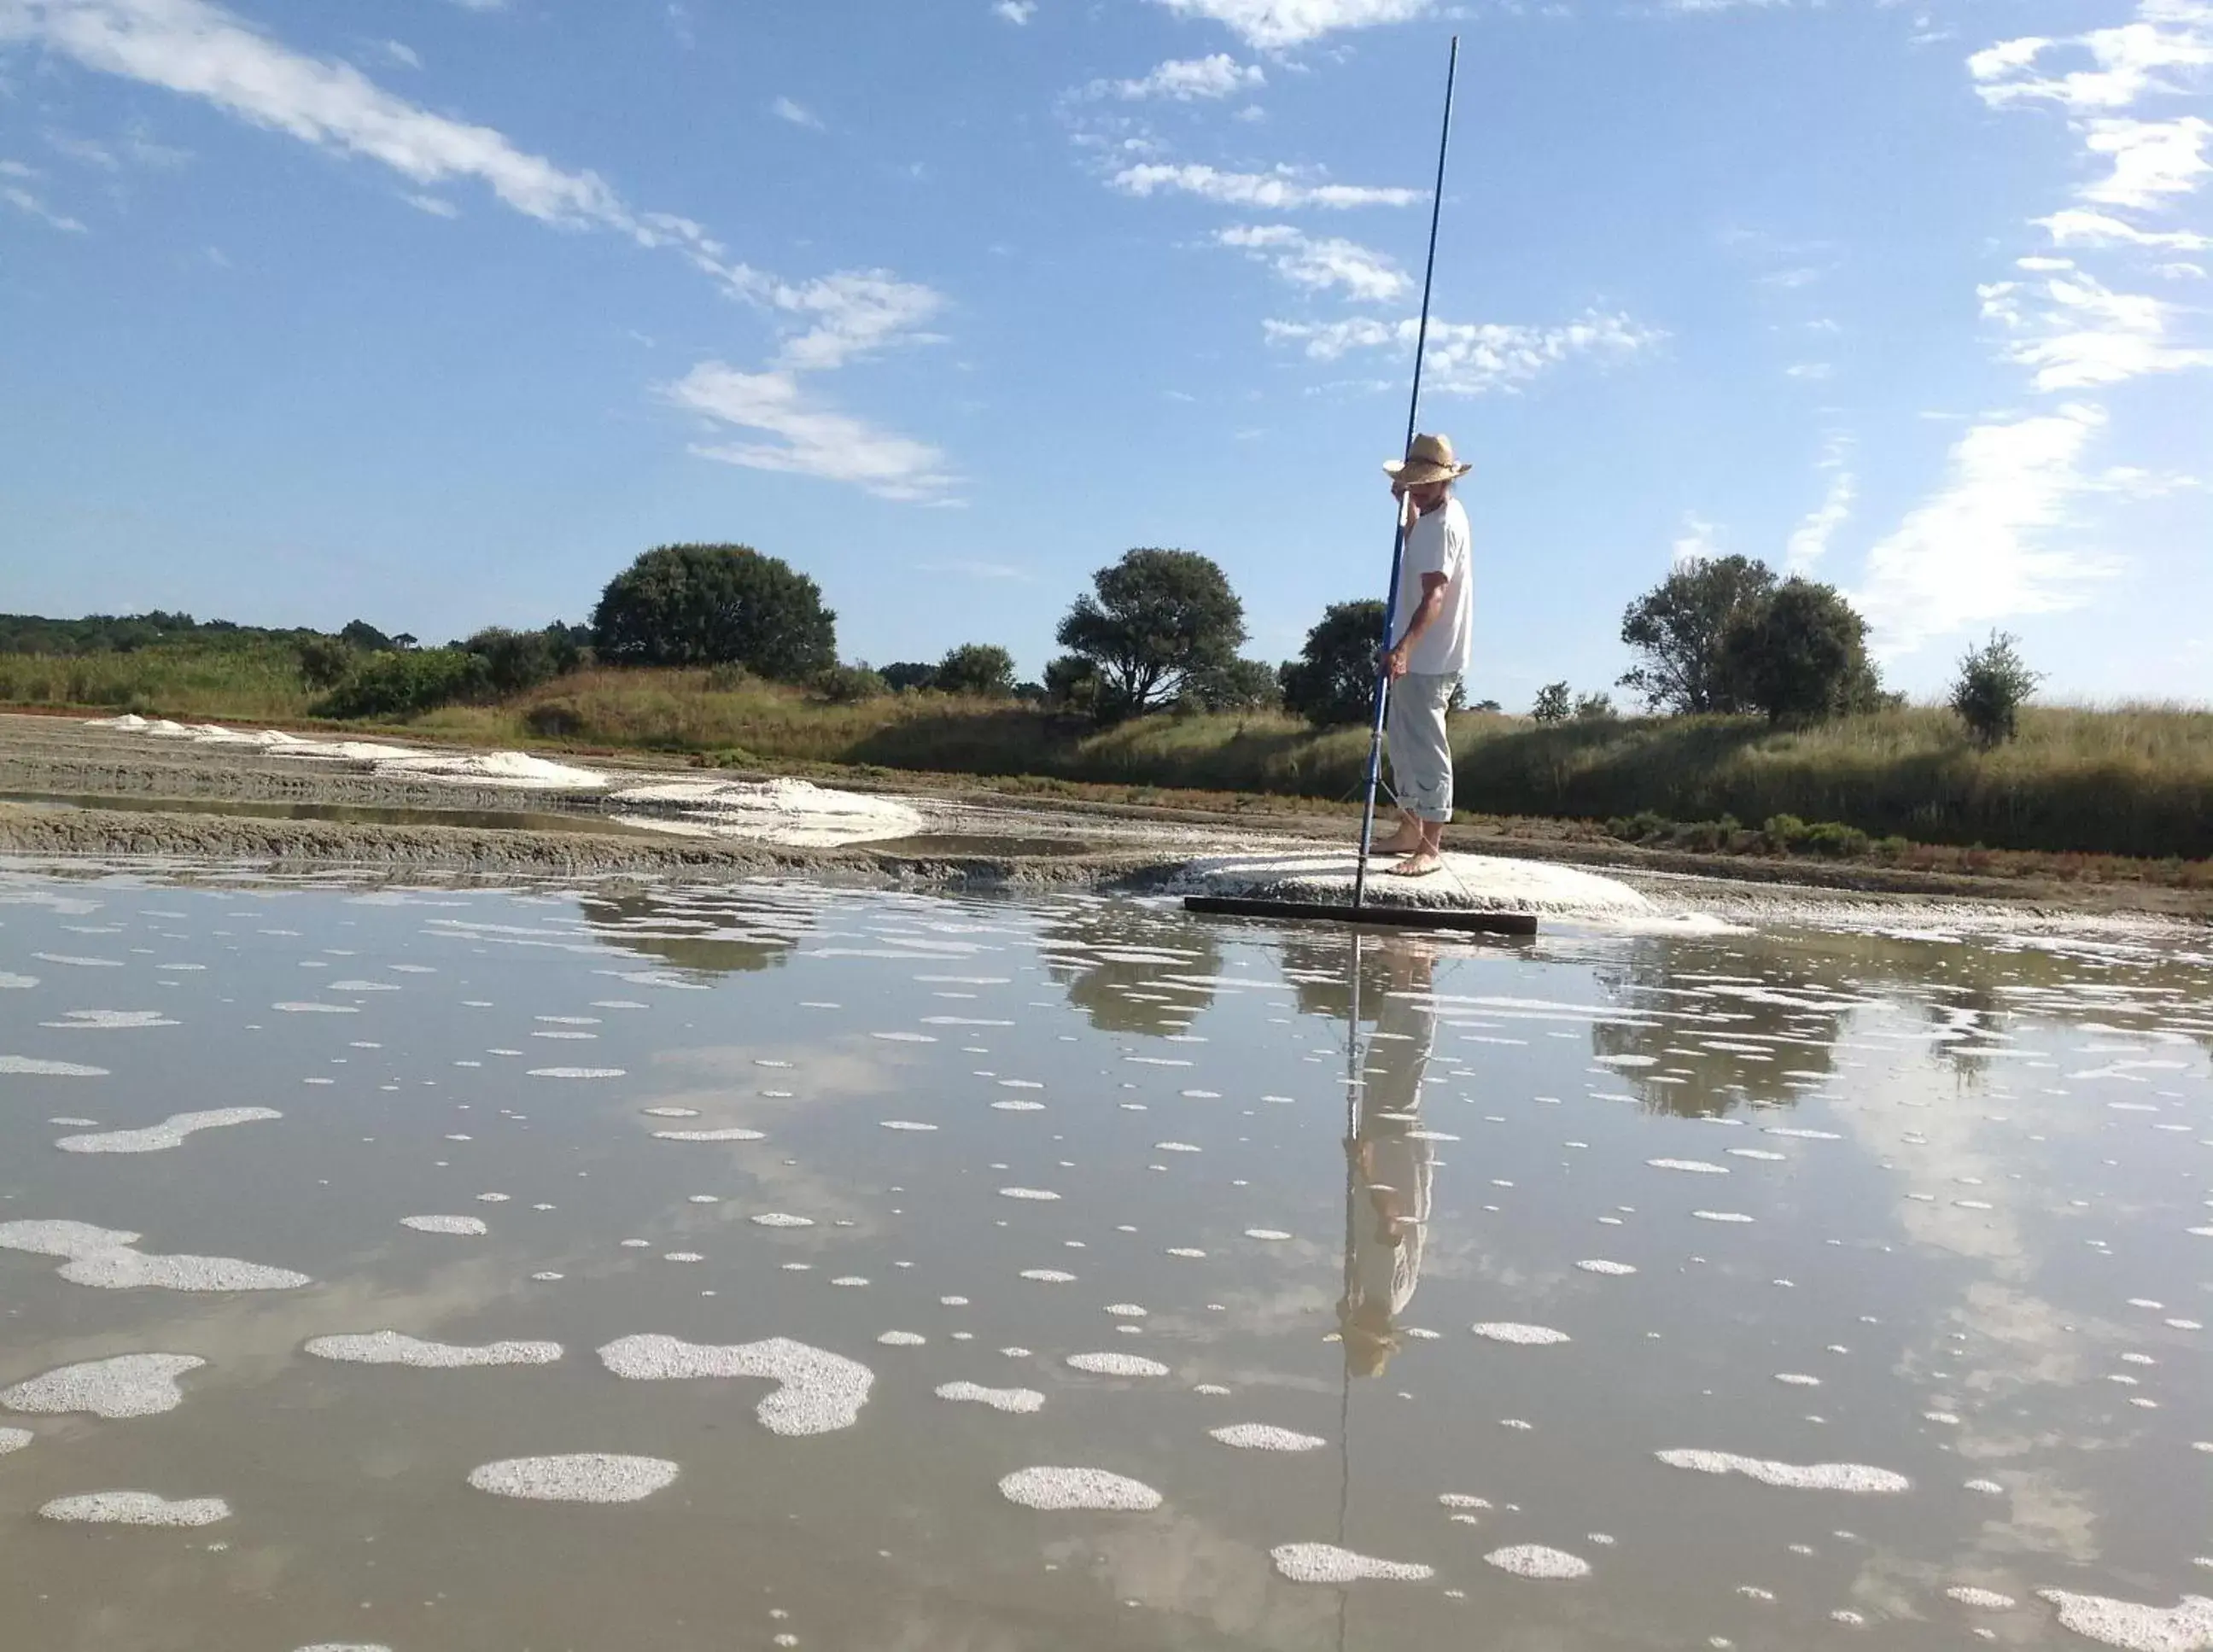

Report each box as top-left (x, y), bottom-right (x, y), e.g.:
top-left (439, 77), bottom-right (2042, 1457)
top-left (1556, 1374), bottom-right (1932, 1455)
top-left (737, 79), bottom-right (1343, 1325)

top-left (462, 625), bottom-right (584, 697)
top-left (296, 635), bottom-right (355, 689)
top-left (1280, 599), bottom-right (1385, 727)
top-left (1183, 657), bottom-right (1282, 712)
top-left (1530, 681), bottom-right (1572, 724)
top-left (1054, 548), bottom-right (1246, 719)
top-left (1574, 691), bottom-right (1617, 721)
top-left (1950, 631), bottom-right (2041, 749)
top-left (934, 643), bottom-right (1019, 698)
top-left (592, 543), bottom-right (836, 679)
top-left (1721, 579), bottom-right (1875, 727)
top-left (523, 699), bottom-right (586, 738)
top-left (312, 648), bottom-right (489, 719)
top-left (880, 661), bottom-right (939, 692)
top-left (1763, 813), bottom-right (1809, 850)
top-left (1801, 820), bottom-right (1870, 857)
top-left (816, 663), bottom-right (889, 704)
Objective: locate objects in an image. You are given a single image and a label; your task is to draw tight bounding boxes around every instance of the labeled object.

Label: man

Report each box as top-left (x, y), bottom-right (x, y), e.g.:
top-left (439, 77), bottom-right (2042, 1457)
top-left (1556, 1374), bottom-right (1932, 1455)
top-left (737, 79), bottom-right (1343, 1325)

top-left (1373, 431), bottom-right (1474, 878)
top-left (1337, 936), bottom-right (1437, 1379)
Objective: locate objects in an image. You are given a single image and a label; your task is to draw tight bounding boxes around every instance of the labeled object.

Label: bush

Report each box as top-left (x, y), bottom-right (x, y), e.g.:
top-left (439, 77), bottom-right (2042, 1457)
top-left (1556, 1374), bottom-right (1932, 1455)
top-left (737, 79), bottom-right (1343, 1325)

top-left (523, 699), bottom-right (587, 738)
top-left (312, 648), bottom-right (489, 719)
top-left (1763, 812), bottom-right (1809, 850)
top-left (1801, 820), bottom-right (1870, 857)
top-left (592, 543), bottom-right (836, 680)
top-left (1055, 548), bottom-right (1246, 719)
top-left (1043, 653), bottom-right (1101, 715)
top-left (1530, 681), bottom-right (1572, 724)
top-left (1182, 657), bottom-right (1282, 712)
top-left (934, 643), bottom-right (1018, 698)
top-left (1574, 691), bottom-right (1617, 721)
top-left (463, 624), bottom-right (586, 697)
top-left (296, 635), bottom-right (355, 689)
top-left (1619, 554), bottom-right (1775, 714)
top-left (1951, 631), bottom-right (2041, 749)
top-left (880, 661), bottom-right (938, 692)
top-left (1280, 599), bottom-right (1385, 727)
top-left (816, 663), bottom-right (889, 704)
top-left (1721, 578), bottom-right (1875, 726)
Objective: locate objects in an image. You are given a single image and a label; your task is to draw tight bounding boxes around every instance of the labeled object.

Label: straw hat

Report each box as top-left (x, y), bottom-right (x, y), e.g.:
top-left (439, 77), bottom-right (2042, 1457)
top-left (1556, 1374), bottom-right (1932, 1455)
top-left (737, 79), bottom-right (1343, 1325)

top-left (1382, 432), bottom-right (1473, 488)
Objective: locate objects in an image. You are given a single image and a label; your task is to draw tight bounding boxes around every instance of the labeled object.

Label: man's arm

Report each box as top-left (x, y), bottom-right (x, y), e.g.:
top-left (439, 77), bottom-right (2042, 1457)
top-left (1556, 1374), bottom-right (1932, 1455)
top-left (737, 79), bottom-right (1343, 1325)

top-left (1386, 573), bottom-right (1449, 680)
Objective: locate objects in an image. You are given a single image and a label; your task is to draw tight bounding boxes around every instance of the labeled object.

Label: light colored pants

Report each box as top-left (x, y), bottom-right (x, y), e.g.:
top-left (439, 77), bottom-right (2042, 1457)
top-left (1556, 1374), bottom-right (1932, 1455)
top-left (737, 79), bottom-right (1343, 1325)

top-left (1386, 671), bottom-right (1457, 823)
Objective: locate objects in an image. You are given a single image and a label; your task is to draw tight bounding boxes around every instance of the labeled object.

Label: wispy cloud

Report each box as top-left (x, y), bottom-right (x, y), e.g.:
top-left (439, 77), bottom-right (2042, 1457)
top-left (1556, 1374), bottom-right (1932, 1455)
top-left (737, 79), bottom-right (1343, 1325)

top-left (762, 271), bottom-right (945, 371)
top-left (1981, 267), bottom-right (2213, 388)
top-left (1263, 310), bottom-right (1663, 394)
top-left (1112, 162), bottom-right (1418, 208)
top-left (668, 364), bottom-right (958, 504)
top-left (1080, 54), bottom-right (1264, 101)
top-left (1783, 360), bottom-right (1833, 380)
top-left (1, 158), bottom-right (88, 230)
top-left (1671, 513), bottom-right (1723, 565)
top-left (2035, 206), bottom-right (2210, 248)
top-left (2079, 114), bottom-right (2210, 208)
top-left (1216, 223), bottom-right (1407, 301)
top-left (994, 0), bottom-right (1036, 21)
top-left (1784, 440), bottom-right (1854, 573)
top-left (379, 38), bottom-right (420, 70)
top-left (1967, 0), bottom-right (2212, 113)
top-left (1854, 406), bottom-right (2117, 657)
top-left (1150, 0), bottom-right (1430, 50)
top-left (770, 95), bottom-right (823, 131)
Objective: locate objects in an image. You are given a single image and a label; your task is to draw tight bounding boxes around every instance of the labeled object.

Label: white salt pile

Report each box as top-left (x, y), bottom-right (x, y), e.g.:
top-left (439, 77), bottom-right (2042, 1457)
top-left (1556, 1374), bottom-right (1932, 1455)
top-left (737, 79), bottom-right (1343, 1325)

top-left (1655, 1450), bottom-right (1909, 1493)
top-left (1485, 1544), bottom-right (1592, 1579)
top-left (1244, 1229), bottom-right (1293, 1241)
top-left (55, 1107), bottom-right (281, 1154)
top-left (39, 1491), bottom-right (231, 1526)
top-left (304, 1332), bottom-right (562, 1368)
top-left (610, 776), bottom-right (925, 847)
top-left (936, 1381), bottom-right (1043, 1414)
top-left (1270, 1543), bottom-right (1433, 1584)
top-left (1020, 1270), bottom-right (1077, 1283)
top-left (1065, 1352), bottom-right (1170, 1378)
top-left (597, 1334), bottom-right (873, 1436)
top-left (467, 1454), bottom-right (678, 1503)
top-left (997, 1466), bottom-right (1161, 1511)
top-left (1472, 1323), bottom-right (1572, 1346)
top-left (1209, 1423), bottom-right (1326, 1451)
top-left (2034, 1591), bottom-right (2213, 1651)
top-left (2, 1353), bottom-right (204, 1418)
top-left (998, 1188), bottom-right (1060, 1201)
top-left (1576, 1259), bottom-right (1638, 1275)
top-left (878, 1331), bottom-right (926, 1346)
top-left (400, 1215), bottom-right (488, 1236)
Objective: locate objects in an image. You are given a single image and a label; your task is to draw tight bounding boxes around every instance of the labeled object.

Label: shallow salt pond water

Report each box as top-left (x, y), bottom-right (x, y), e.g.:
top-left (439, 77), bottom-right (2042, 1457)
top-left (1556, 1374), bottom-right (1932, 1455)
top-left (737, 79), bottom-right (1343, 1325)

top-left (2, 862), bottom-right (2209, 1652)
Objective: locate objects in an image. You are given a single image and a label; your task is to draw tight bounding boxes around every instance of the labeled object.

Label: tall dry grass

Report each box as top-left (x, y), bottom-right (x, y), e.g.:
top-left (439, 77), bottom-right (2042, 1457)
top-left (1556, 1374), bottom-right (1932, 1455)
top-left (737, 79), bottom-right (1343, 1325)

top-left (0, 641), bottom-right (313, 722)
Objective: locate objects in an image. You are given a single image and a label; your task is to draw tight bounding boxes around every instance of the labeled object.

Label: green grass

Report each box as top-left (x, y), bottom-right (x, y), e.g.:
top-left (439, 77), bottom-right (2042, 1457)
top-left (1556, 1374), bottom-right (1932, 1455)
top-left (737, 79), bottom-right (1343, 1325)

top-left (7, 648), bottom-right (2211, 861)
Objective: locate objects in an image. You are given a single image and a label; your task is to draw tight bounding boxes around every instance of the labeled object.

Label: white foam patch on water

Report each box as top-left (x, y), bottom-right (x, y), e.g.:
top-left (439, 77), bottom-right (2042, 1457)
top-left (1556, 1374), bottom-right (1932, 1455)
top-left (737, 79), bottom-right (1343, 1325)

top-left (1103, 1303), bottom-right (1147, 1318)
top-left (1244, 1229), bottom-right (1293, 1241)
top-left (1692, 1211), bottom-right (1756, 1223)
top-left (880, 1120), bottom-right (937, 1131)
top-left (877, 1331), bottom-right (925, 1346)
top-left (0, 1427), bottom-right (30, 1454)
top-left (0, 1219), bottom-right (308, 1291)
top-left (998, 1188), bottom-right (1060, 1200)
top-left (1576, 1259), bottom-right (1638, 1275)
top-left (40, 1491), bottom-right (231, 1526)
top-left (998, 1466), bottom-right (1161, 1511)
top-left (0, 973), bottom-right (38, 989)
top-left (1765, 1127), bottom-right (1841, 1140)
top-left (1728, 1147), bottom-right (1789, 1161)
top-left (1655, 1450), bottom-right (1909, 1493)
top-left (401, 1215), bottom-right (488, 1236)
top-left (991, 1100), bottom-right (1046, 1112)
top-left (1650, 1159), bottom-right (1731, 1175)
top-left (1947, 1586), bottom-right (2018, 1608)
top-left (937, 1381), bottom-right (1043, 1413)
top-left (272, 1002), bottom-right (356, 1014)
top-left (1485, 1544), bottom-right (1592, 1579)
top-left (1020, 1269), bottom-right (1077, 1283)
top-left (56, 1108), bottom-right (281, 1154)
top-left (1965, 1478), bottom-right (2005, 1494)
top-left (1210, 1423), bottom-right (1326, 1451)
top-left (528, 1067), bottom-right (625, 1078)
top-left (2035, 1591), bottom-right (2213, 1651)
top-left (652, 1128), bottom-right (765, 1142)
top-left (597, 1335), bottom-right (873, 1435)
top-left (0, 1056), bottom-right (108, 1077)
top-left (1774, 1372), bottom-right (1821, 1386)
top-left (1066, 1352), bottom-right (1169, 1377)
top-left (642, 1107), bottom-right (698, 1118)
top-left (2, 1353), bottom-right (203, 1418)
top-left (467, 1454), bottom-right (678, 1503)
top-left (305, 1332), bottom-right (562, 1368)
top-left (751, 1212), bottom-right (814, 1229)
top-left (40, 1009), bottom-right (178, 1029)
top-left (1153, 1141), bottom-right (1201, 1153)
top-left (1473, 1323), bottom-right (1572, 1346)
top-left (1270, 1543), bottom-right (1433, 1584)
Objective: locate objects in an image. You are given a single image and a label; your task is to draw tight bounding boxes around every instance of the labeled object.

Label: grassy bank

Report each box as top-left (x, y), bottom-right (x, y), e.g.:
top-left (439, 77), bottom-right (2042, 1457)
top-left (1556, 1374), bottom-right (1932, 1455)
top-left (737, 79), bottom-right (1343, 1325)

top-left (6, 647), bottom-right (2210, 861)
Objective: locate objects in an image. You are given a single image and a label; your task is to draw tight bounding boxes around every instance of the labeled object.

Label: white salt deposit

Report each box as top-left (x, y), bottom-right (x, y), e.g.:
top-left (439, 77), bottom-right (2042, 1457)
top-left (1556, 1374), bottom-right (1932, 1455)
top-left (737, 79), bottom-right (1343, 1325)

top-left (1486, 1544), bottom-right (1592, 1580)
top-left (642, 1106), bottom-right (698, 1118)
top-left (1693, 1211), bottom-right (1756, 1223)
top-left (1020, 1269), bottom-right (1077, 1283)
top-left (1774, 1373), bottom-right (1821, 1386)
top-left (750, 1212), bottom-right (814, 1228)
top-left (1649, 1159), bottom-right (1731, 1175)
top-left (1103, 1303), bottom-right (1148, 1318)
top-left (304, 1332), bottom-right (562, 1368)
top-left (467, 1454), bottom-right (679, 1503)
top-left (610, 776), bottom-right (924, 846)
top-left (1153, 1141), bottom-right (1201, 1153)
top-left (0, 1219), bottom-right (308, 1291)
top-left (0, 1427), bottom-right (30, 1455)
top-left (1765, 1127), bottom-right (1841, 1140)
top-left (272, 1002), bottom-right (356, 1014)
top-left (1728, 1148), bottom-right (1789, 1161)
top-left (1173, 849), bottom-right (1650, 918)
top-left (652, 1127), bottom-right (765, 1142)
top-left (1244, 1229), bottom-right (1293, 1241)
top-left (1210, 1423), bottom-right (1326, 1451)
top-left (597, 1334), bottom-right (873, 1435)
top-left (0, 1056), bottom-right (108, 1077)
top-left (877, 1331), bottom-right (926, 1346)
top-left (1655, 1450), bottom-right (1909, 1493)
top-left (400, 1215), bottom-right (488, 1236)
top-left (1576, 1259), bottom-right (1638, 1275)
top-left (880, 1120), bottom-right (937, 1131)
top-left (55, 1107), bottom-right (281, 1154)
top-left (1947, 1587), bottom-right (2018, 1608)
top-left (1270, 1543), bottom-right (1433, 1584)
top-left (1965, 1478), bottom-right (2005, 1495)
top-left (2034, 1591), bottom-right (2213, 1651)
top-left (40, 1491), bottom-right (231, 1526)
top-left (998, 1466), bottom-right (1162, 1511)
top-left (1066, 1352), bottom-right (1170, 1377)
top-left (2, 1353), bottom-right (203, 1418)
top-left (1473, 1323), bottom-right (1572, 1346)
top-left (936, 1381), bottom-right (1043, 1413)
top-left (991, 1100), bottom-right (1046, 1111)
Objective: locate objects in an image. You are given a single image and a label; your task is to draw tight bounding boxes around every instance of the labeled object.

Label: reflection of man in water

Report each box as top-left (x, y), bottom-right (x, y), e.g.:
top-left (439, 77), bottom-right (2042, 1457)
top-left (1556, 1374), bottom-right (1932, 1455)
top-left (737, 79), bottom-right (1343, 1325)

top-left (1338, 937), bottom-right (1437, 1380)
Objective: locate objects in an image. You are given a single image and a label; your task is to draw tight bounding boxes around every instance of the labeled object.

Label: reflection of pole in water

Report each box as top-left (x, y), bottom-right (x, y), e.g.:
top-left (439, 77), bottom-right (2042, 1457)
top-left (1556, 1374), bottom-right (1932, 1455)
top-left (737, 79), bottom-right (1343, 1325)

top-left (1337, 931), bottom-right (1361, 1652)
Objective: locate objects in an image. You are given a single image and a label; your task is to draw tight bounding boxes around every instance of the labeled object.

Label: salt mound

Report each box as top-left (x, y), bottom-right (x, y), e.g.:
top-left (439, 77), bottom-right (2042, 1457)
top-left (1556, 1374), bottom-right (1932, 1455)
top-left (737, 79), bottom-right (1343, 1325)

top-left (1066, 1352), bottom-right (1170, 1378)
top-left (597, 1334), bottom-right (873, 1435)
top-left (1270, 1543), bottom-right (1433, 1584)
top-left (2, 1353), bottom-right (203, 1418)
top-left (610, 777), bottom-right (925, 847)
top-left (2034, 1591), bottom-right (2213, 1651)
top-left (937, 1381), bottom-right (1043, 1413)
top-left (1473, 1322), bottom-right (1572, 1346)
top-left (1210, 1423), bottom-right (1326, 1451)
top-left (998, 1466), bottom-right (1161, 1511)
top-left (401, 1215), bottom-right (488, 1236)
top-left (374, 750), bottom-right (607, 790)
top-left (652, 1127), bottom-right (765, 1142)
top-left (305, 1332), bottom-right (562, 1368)
top-left (56, 1107), bottom-right (281, 1154)
top-left (40, 1491), bottom-right (231, 1526)
top-left (467, 1454), bottom-right (678, 1503)
top-left (1486, 1544), bottom-right (1592, 1579)
top-left (1655, 1449), bottom-right (1909, 1493)
top-left (1576, 1259), bottom-right (1637, 1275)
top-left (1170, 850), bottom-right (1651, 917)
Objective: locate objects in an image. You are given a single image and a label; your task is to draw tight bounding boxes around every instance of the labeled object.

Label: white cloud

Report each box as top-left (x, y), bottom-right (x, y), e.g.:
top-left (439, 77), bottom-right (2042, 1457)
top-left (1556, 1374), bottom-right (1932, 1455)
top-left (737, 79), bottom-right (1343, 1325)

top-left (1263, 310), bottom-right (1663, 394)
top-left (1150, 0), bottom-right (1430, 50)
top-left (1854, 405), bottom-right (2117, 657)
top-left (770, 95), bottom-right (823, 130)
top-left (1784, 360), bottom-right (1833, 379)
top-left (1785, 446), bottom-right (1855, 572)
top-left (994, 0), bottom-right (1036, 21)
top-left (1083, 54), bottom-right (1264, 101)
top-left (2155, 258), bottom-right (2207, 276)
top-left (1671, 513), bottom-right (1722, 565)
top-left (402, 191), bottom-right (458, 218)
top-left (1111, 162), bottom-right (1418, 208)
top-left (2035, 206), bottom-right (2210, 248)
top-left (1968, 0), bottom-right (2212, 112)
top-left (1216, 223), bottom-right (1407, 301)
top-left (3, 176), bottom-right (88, 231)
top-left (668, 363), bottom-right (958, 503)
top-left (2080, 114), bottom-right (2211, 208)
top-left (764, 270), bottom-right (944, 371)
top-left (380, 38), bottom-right (420, 70)
top-left (1986, 268), bottom-right (2213, 388)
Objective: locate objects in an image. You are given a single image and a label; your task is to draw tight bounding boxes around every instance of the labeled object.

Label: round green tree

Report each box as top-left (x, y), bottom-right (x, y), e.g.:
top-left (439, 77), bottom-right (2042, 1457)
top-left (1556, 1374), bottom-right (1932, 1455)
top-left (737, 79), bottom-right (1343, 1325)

top-left (1054, 547), bottom-right (1247, 720)
top-left (591, 544), bottom-right (836, 680)
top-left (1280, 599), bottom-right (1386, 727)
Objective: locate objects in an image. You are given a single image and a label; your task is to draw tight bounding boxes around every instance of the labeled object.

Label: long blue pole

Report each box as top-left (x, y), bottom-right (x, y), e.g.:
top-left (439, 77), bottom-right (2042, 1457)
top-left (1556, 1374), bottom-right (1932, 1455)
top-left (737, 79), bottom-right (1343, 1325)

top-left (1352, 36), bottom-right (1459, 912)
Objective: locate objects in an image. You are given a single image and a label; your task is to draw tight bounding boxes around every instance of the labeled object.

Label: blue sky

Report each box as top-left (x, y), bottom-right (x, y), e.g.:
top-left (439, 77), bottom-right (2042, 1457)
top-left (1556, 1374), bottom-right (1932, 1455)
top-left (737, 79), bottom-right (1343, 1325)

top-left (2, 0), bottom-right (2207, 706)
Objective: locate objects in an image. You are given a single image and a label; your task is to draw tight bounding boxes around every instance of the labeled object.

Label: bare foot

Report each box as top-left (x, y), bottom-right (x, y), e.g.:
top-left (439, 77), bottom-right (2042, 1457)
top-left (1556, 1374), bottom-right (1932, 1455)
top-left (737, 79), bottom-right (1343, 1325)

top-left (1368, 827), bottom-right (1424, 857)
top-left (1385, 851), bottom-right (1444, 878)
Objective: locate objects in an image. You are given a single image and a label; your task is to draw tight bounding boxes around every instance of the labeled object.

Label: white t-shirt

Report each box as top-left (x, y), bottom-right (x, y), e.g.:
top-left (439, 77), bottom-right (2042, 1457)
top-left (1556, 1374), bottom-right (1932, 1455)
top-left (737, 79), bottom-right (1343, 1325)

top-left (1391, 496), bottom-right (1473, 677)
